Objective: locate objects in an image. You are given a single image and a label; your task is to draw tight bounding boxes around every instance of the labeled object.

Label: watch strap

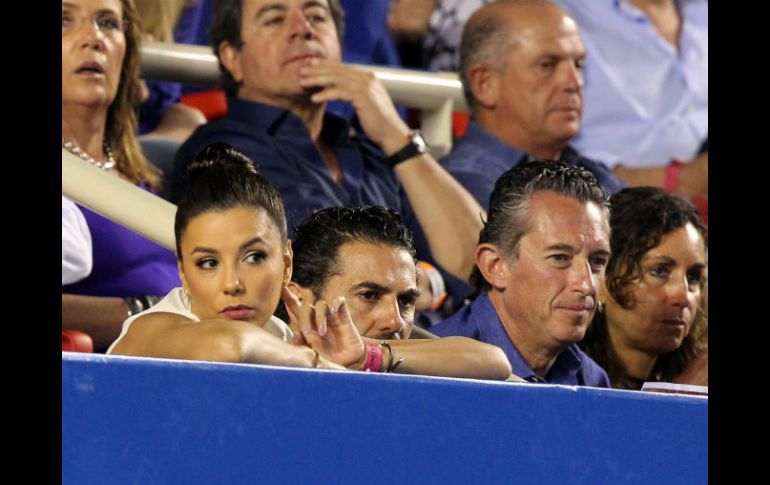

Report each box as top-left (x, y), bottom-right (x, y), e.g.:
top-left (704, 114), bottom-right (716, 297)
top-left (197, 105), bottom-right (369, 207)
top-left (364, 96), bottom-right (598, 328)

top-left (382, 131), bottom-right (427, 167)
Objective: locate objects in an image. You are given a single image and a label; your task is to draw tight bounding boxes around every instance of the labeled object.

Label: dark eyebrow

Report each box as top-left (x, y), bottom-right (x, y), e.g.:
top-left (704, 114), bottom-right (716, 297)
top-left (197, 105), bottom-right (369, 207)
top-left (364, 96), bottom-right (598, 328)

top-left (239, 237), bottom-right (266, 251)
top-left (689, 262), bottom-right (707, 272)
top-left (537, 52), bottom-right (587, 62)
top-left (399, 288), bottom-right (421, 299)
top-left (190, 246), bottom-right (218, 256)
top-left (256, 3), bottom-right (288, 18)
top-left (545, 244), bottom-right (610, 258)
top-left (351, 281), bottom-right (390, 293)
top-left (646, 254), bottom-right (707, 270)
top-left (544, 244), bottom-right (575, 252)
top-left (256, 1), bottom-right (329, 18)
top-left (190, 238), bottom-right (266, 256)
top-left (645, 255), bottom-right (676, 265)
top-left (62, 5), bottom-right (122, 20)
top-left (302, 0), bottom-right (330, 11)
top-left (591, 249), bottom-right (612, 258)
top-left (352, 282), bottom-right (420, 299)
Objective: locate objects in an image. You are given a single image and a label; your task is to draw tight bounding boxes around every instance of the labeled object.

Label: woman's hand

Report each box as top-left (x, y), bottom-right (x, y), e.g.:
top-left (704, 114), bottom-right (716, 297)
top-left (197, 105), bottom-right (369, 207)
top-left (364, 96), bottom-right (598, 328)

top-left (281, 287), bottom-right (366, 368)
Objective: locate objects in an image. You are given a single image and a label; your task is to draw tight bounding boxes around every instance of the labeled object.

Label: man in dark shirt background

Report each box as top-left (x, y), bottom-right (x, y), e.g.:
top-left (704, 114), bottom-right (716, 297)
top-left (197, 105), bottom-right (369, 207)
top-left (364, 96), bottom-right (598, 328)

top-left (172, 0), bottom-right (485, 314)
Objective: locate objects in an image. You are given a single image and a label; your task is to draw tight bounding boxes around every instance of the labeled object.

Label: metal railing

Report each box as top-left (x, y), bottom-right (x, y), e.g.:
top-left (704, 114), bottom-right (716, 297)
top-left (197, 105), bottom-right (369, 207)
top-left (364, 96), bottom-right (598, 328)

top-left (63, 42), bottom-right (468, 247)
top-left (62, 150), bottom-right (176, 250)
top-left (140, 41), bottom-right (467, 157)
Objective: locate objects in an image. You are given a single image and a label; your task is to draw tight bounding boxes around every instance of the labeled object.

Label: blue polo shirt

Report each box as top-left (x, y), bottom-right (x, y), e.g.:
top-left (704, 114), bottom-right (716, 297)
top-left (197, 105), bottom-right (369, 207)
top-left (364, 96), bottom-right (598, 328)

top-left (440, 120), bottom-right (626, 210)
top-left (432, 293), bottom-right (611, 387)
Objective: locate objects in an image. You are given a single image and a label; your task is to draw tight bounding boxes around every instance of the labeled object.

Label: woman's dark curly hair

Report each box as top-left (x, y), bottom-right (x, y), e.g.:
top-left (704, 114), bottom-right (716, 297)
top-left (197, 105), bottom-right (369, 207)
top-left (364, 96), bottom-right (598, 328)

top-left (580, 187), bottom-right (708, 390)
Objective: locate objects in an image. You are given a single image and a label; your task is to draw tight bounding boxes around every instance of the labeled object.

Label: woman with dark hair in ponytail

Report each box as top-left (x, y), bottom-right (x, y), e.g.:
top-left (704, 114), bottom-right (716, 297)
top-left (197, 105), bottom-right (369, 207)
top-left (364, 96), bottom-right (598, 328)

top-left (108, 144), bottom-right (364, 370)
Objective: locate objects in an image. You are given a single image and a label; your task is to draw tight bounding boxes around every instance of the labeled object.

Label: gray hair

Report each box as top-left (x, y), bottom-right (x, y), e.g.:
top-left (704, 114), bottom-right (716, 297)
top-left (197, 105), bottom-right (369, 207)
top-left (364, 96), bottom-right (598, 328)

top-left (470, 160), bottom-right (609, 292)
top-left (458, 14), bottom-right (515, 111)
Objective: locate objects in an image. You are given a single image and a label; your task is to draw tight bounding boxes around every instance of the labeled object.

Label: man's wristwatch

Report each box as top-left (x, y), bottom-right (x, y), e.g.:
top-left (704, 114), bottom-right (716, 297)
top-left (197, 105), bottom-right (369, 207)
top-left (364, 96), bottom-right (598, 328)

top-left (382, 130), bottom-right (429, 167)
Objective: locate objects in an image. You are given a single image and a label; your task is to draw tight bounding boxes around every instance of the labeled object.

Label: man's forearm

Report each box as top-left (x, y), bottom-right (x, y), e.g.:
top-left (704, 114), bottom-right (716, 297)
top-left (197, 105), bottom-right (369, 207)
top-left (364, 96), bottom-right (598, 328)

top-left (395, 153), bottom-right (485, 281)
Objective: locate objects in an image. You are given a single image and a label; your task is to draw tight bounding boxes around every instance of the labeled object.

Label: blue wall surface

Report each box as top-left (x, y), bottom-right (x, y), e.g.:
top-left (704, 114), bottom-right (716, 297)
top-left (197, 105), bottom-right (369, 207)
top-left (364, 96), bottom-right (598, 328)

top-left (63, 353), bottom-right (707, 484)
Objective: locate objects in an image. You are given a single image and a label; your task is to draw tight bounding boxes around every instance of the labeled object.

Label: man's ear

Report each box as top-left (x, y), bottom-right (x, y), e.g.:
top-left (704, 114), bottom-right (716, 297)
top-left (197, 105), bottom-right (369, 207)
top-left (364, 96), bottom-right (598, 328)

top-left (475, 243), bottom-right (510, 290)
top-left (218, 40), bottom-right (244, 84)
top-left (468, 63), bottom-right (500, 110)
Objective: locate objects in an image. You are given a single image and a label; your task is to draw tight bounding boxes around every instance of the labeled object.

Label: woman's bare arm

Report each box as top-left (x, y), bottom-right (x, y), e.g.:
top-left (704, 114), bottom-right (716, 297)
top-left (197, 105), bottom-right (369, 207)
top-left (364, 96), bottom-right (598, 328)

top-left (109, 312), bottom-right (343, 370)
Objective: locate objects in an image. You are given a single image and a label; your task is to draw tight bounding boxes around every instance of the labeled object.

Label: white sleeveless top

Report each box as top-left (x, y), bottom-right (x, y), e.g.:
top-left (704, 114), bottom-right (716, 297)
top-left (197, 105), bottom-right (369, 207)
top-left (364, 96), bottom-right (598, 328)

top-left (106, 287), bottom-right (294, 354)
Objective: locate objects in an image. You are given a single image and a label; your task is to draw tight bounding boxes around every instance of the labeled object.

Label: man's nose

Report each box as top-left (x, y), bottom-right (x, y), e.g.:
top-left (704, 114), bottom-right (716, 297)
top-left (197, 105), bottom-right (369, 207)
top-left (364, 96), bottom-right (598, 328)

top-left (561, 61), bottom-right (584, 91)
top-left (379, 298), bottom-right (406, 338)
top-left (288, 9), bottom-right (315, 40)
top-left (571, 259), bottom-right (596, 295)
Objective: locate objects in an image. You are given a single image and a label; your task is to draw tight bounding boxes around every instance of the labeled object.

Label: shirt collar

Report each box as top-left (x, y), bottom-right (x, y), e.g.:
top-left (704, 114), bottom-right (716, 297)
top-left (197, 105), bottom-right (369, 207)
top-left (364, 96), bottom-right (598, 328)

top-left (471, 293), bottom-right (585, 383)
top-left (466, 119), bottom-right (584, 165)
top-left (613, 0), bottom-right (688, 24)
top-left (226, 97), bottom-right (353, 145)
top-left (464, 119), bottom-right (528, 164)
top-left (470, 294), bottom-right (539, 380)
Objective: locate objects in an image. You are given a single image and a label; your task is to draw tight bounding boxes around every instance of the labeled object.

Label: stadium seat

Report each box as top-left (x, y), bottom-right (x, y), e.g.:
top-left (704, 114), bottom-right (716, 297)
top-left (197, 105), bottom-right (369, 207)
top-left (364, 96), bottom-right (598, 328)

top-left (62, 330), bottom-right (94, 353)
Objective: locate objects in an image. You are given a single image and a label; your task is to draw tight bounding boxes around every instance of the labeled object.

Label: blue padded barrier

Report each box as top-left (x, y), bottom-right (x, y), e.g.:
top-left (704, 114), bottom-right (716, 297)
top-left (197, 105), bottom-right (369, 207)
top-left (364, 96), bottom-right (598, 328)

top-left (63, 352), bottom-right (707, 484)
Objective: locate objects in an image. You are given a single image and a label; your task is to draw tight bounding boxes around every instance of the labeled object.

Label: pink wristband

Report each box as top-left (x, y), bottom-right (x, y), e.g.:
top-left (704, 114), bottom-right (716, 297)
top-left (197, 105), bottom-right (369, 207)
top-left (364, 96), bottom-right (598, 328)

top-left (663, 159), bottom-right (684, 193)
top-left (361, 342), bottom-right (383, 372)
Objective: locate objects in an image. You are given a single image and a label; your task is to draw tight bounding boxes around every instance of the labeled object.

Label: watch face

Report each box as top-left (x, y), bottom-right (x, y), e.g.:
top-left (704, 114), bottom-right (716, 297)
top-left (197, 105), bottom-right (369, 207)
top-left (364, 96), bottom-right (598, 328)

top-left (412, 131), bottom-right (428, 152)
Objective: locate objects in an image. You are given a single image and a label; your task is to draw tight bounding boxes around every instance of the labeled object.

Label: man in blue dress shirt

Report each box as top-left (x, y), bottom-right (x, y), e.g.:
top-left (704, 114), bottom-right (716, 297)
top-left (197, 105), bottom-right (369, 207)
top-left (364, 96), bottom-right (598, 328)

top-left (440, 0), bottom-right (625, 211)
top-left (171, 0), bottom-right (486, 302)
top-left (432, 161), bottom-right (611, 387)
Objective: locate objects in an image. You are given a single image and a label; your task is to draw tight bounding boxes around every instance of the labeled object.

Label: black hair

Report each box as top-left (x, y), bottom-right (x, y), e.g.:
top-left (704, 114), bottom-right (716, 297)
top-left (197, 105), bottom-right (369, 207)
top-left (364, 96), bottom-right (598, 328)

top-left (174, 143), bottom-right (287, 260)
top-left (291, 206), bottom-right (416, 298)
top-left (210, 0), bottom-right (346, 97)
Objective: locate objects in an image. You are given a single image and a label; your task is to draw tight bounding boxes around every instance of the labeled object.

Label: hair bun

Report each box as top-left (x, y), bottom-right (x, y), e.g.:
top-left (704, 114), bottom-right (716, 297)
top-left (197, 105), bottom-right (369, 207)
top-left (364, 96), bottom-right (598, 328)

top-left (186, 143), bottom-right (257, 186)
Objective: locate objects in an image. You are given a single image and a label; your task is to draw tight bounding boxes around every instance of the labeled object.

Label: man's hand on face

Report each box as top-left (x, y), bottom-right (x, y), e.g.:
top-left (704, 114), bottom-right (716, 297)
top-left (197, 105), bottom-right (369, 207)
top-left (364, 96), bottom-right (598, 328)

top-left (298, 58), bottom-right (411, 154)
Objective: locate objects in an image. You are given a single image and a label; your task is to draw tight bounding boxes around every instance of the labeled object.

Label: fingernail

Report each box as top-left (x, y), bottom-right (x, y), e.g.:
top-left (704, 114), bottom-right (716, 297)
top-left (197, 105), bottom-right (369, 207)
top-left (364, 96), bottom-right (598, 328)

top-left (326, 305), bottom-right (334, 318)
top-left (301, 325), bottom-right (311, 335)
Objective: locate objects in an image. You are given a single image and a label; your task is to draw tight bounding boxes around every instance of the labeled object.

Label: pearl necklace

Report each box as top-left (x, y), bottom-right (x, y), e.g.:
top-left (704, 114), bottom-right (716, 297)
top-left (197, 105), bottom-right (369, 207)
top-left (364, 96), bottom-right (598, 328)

top-left (61, 138), bottom-right (116, 170)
